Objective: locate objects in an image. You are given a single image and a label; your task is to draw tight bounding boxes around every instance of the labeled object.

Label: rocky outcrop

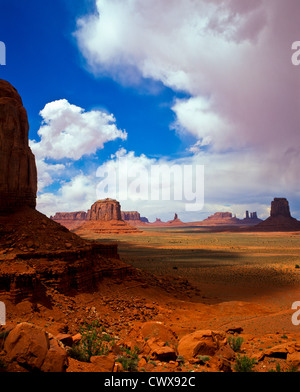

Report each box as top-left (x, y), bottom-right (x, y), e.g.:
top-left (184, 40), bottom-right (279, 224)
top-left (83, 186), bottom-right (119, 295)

top-left (87, 199), bottom-right (121, 221)
top-left (0, 79), bottom-right (37, 212)
top-left (254, 198), bottom-right (300, 231)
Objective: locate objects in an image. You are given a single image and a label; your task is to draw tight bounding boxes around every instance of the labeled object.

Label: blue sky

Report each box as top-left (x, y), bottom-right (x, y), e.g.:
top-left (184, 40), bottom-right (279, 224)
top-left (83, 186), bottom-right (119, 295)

top-left (1, 0), bottom-right (300, 221)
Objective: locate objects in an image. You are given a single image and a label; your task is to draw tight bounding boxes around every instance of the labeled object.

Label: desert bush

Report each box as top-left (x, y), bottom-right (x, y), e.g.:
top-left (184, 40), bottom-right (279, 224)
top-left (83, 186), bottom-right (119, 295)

top-left (227, 336), bottom-right (244, 352)
top-left (197, 355), bottom-right (210, 362)
top-left (116, 346), bottom-right (140, 372)
top-left (68, 321), bottom-right (114, 362)
top-left (234, 355), bottom-right (256, 372)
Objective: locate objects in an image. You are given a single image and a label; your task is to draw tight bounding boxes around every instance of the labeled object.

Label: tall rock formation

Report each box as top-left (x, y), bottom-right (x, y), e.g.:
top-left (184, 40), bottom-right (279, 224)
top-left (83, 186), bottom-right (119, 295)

top-left (74, 199), bottom-right (140, 234)
top-left (254, 198), bottom-right (300, 231)
top-left (87, 199), bottom-right (121, 221)
top-left (241, 211), bottom-right (262, 225)
top-left (270, 198), bottom-right (291, 217)
top-left (0, 79), bottom-right (37, 212)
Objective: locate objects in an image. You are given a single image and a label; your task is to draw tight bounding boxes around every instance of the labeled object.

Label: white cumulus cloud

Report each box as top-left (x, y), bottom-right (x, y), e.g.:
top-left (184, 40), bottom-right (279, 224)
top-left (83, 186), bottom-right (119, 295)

top-left (30, 99), bottom-right (127, 191)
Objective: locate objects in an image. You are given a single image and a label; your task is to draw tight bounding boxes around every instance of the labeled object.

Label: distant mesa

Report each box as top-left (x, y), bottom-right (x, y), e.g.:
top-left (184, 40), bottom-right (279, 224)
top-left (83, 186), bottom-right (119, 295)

top-left (121, 211), bottom-right (149, 225)
top-left (200, 212), bottom-right (240, 226)
top-left (87, 198), bottom-right (122, 221)
top-left (186, 211), bottom-right (261, 227)
top-left (50, 211), bottom-right (87, 230)
top-left (253, 198), bottom-right (300, 231)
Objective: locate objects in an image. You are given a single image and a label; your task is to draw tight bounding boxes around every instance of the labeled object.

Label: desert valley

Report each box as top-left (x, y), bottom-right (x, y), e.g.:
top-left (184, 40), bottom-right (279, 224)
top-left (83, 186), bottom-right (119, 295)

top-left (0, 79), bottom-right (300, 377)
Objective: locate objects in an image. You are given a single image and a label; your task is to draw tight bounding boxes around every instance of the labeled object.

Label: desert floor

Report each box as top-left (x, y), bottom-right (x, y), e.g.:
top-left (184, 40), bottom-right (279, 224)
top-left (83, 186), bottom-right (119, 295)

top-left (3, 227), bottom-right (300, 372)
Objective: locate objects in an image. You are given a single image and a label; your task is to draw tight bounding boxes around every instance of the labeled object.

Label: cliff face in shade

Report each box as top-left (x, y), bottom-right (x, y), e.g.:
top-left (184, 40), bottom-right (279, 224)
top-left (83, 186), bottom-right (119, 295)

top-left (87, 198), bottom-right (122, 221)
top-left (0, 79), bottom-right (37, 212)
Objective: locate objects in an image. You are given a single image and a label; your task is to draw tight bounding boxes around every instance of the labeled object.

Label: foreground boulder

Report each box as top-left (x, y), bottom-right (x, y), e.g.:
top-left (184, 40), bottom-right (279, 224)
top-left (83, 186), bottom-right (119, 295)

top-left (4, 322), bottom-right (68, 372)
top-left (177, 330), bottom-right (226, 359)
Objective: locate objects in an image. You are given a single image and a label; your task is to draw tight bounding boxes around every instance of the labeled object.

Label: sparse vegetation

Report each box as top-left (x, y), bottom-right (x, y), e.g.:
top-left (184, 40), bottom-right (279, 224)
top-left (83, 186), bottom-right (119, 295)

top-left (227, 336), bottom-right (244, 352)
top-left (115, 346), bottom-right (140, 372)
top-left (234, 355), bottom-right (256, 372)
top-left (197, 355), bottom-right (210, 362)
top-left (68, 321), bottom-right (114, 362)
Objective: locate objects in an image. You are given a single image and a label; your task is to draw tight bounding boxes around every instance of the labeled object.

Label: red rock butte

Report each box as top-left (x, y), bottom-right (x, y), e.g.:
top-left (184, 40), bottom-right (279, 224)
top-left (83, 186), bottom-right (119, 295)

top-left (253, 198), bottom-right (300, 231)
top-left (0, 79), bottom-right (37, 212)
top-left (73, 198), bottom-right (141, 235)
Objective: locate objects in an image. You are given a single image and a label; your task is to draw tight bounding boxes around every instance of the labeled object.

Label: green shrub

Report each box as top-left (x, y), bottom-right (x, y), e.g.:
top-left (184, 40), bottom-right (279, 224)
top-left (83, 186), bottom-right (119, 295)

top-left (116, 346), bottom-right (140, 372)
top-left (234, 355), bottom-right (256, 372)
top-left (227, 336), bottom-right (244, 352)
top-left (197, 355), bottom-right (210, 362)
top-left (68, 321), bottom-right (114, 362)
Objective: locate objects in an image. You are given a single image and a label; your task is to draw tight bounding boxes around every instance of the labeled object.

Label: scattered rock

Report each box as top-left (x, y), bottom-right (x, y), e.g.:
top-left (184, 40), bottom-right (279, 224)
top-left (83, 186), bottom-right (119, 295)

top-left (226, 326), bottom-right (243, 334)
top-left (151, 346), bottom-right (177, 362)
top-left (177, 330), bottom-right (226, 359)
top-left (4, 322), bottom-right (68, 372)
top-left (90, 354), bottom-right (115, 372)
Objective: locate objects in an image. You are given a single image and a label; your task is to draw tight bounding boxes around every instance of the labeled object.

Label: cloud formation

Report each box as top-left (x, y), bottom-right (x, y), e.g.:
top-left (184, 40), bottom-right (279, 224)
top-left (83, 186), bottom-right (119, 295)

top-left (30, 99), bottom-right (127, 191)
top-left (76, 0), bottom-right (300, 154)
top-left (72, 0), bottom-right (300, 218)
